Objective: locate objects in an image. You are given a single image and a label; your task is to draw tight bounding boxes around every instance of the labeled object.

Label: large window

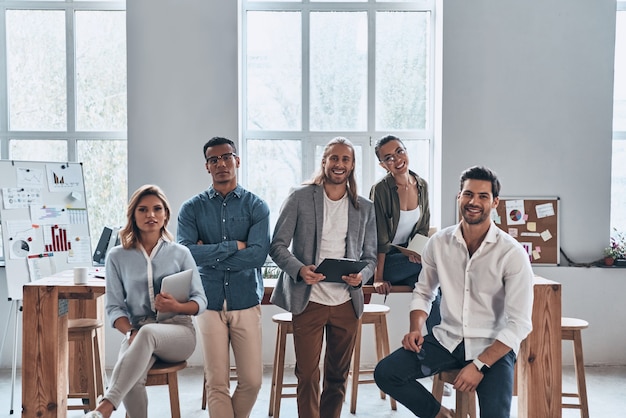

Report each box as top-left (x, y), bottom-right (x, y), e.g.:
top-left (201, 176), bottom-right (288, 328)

top-left (241, 0), bottom-right (438, 228)
top-left (0, 1), bottom-right (127, 259)
top-left (613, 2), bottom-right (626, 235)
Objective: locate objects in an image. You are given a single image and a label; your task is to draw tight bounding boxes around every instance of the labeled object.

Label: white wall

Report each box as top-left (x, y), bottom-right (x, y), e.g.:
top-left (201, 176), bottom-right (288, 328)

top-left (1, 0), bottom-right (623, 369)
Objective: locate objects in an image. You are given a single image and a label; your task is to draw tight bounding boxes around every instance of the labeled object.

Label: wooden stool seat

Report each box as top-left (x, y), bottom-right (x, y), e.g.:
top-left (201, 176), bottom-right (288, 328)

top-left (432, 369), bottom-right (476, 418)
top-left (349, 303), bottom-right (396, 413)
top-left (561, 317), bottom-right (589, 418)
top-left (67, 318), bottom-right (105, 412)
top-left (268, 312), bottom-right (296, 418)
top-left (126, 360), bottom-right (187, 418)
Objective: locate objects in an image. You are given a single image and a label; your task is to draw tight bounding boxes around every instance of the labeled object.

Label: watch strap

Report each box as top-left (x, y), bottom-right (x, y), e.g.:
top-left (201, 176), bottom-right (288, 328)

top-left (472, 358), bottom-right (489, 373)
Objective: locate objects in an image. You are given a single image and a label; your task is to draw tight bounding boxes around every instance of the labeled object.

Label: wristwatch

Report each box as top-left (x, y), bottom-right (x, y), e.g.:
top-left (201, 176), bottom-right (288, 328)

top-left (126, 328), bottom-right (137, 339)
top-left (472, 358), bottom-right (490, 373)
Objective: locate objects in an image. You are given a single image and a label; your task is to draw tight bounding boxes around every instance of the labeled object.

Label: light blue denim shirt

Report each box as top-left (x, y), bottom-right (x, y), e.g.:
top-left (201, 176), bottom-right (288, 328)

top-left (177, 185), bottom-right (270, 311)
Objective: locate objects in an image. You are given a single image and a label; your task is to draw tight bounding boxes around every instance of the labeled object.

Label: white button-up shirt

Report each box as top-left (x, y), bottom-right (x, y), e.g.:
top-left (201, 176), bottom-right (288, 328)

top-left (410, 222), bottom-right (534, 360)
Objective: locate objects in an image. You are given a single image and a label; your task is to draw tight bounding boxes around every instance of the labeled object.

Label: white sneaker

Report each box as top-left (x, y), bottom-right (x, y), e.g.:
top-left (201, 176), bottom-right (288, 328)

top-left (443, 382), bottom-right (453, 396)
top-left (83, 412), bottom-right (103, 418)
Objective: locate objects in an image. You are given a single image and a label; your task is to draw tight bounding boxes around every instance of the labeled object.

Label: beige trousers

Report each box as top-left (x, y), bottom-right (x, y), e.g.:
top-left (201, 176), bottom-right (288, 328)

top-left (196, 304), bottom-right (263, 418)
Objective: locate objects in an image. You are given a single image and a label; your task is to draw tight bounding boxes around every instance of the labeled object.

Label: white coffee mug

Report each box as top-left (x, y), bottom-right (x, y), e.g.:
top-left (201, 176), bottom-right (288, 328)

top-left (73, 267), bottom-right (89, 284)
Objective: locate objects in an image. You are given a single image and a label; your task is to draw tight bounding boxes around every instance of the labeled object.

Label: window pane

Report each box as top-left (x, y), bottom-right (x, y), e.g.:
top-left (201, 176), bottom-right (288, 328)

top-left (310, 12), bottom-right (367, 131)
top-left (246, 139), bottom-right (301, 230)
top-left (6, 10), bottom-right (67, 131)
top-left (246, 12), bottom-right (301, 131)
top-left (612, 140), bottom-right (626, 232)
top-left (9, 140), bottom-right (67, 161)
top-left (376, 11), bottom-right (430, 131)
top-left (76, 11), bottom-right (128, 131)
top-left (77, 140), bottom-right (128, 251)
top-left (614, 11), bottom-right (626, 131)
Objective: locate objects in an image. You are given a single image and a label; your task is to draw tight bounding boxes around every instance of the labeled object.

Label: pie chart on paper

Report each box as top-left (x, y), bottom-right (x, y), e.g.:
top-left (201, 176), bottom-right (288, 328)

top-left (509, 209), bottom-right (522, 222)
top-left (12, 239), bottom-right (30, 257)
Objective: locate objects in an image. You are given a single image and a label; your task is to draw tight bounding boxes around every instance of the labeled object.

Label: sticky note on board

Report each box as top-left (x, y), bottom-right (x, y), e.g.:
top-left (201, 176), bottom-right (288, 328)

top-left (527, 222), bottom-right (536, 232)
top-left (536, 203), bottom-right (555, 218)
top-left (541, 229), bottom-right (552, 241)
top-left (532, 250), bottom-right (541, 260)
top-left (508, 228), bottom-right (518, 238)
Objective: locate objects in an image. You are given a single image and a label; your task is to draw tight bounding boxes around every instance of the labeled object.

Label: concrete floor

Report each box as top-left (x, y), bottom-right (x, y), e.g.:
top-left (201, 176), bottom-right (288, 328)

top-left (2, 364), bottom-right (625, 417)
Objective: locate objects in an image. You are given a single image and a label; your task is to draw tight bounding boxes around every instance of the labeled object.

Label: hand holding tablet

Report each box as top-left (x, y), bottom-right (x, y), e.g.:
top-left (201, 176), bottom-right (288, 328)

top-left (314, 258), bottom-right (368, 283)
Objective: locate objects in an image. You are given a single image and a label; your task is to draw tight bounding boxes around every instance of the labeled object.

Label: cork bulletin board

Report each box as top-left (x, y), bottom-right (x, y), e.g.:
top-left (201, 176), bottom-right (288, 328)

top-left (492, 197), bottom-right (560, 265)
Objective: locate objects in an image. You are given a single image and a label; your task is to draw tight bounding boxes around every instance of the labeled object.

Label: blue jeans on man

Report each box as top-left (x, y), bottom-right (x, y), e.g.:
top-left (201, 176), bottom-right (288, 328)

top-left (374, 333), bottom-right (516, 418)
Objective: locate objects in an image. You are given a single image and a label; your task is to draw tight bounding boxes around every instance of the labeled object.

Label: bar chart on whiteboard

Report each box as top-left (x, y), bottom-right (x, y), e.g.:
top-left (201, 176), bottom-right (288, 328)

top-left (43, 225), bottom-right (72, 252)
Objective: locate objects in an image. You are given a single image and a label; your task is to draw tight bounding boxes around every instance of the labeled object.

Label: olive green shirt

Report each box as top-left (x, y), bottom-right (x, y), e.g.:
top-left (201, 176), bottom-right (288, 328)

top-left (369, 170), bottom-right (430, 255)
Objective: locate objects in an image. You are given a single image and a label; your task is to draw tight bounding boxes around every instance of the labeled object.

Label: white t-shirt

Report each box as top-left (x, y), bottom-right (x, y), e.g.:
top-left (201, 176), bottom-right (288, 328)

top-left (310, 191), bottom-right (352, 306)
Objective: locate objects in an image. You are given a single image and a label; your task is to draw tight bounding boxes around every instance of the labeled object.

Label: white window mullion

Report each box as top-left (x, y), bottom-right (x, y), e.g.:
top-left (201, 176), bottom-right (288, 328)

top-left (66, 7), bottom-right (77, 161)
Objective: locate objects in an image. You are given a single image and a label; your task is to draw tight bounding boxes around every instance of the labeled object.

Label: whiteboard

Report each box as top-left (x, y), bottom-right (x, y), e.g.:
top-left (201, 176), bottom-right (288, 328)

top-left (0, 160), bottom-right (93, 300)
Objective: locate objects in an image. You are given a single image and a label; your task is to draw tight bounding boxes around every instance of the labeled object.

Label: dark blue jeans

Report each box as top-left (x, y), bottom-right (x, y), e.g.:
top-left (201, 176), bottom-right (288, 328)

top-left (374, 334), bottom-right (516, 418)
top-left (383, 250), bottom-right (441, 335)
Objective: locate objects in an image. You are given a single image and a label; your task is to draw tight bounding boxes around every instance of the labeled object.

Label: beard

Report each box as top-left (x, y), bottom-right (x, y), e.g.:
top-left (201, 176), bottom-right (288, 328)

top-left (461, 206), bottom-right (490, 225)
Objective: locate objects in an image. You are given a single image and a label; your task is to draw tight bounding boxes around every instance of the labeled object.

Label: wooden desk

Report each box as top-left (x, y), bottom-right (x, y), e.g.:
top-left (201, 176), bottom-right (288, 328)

top-left (261, 278), bottom-right (411, 303)
top-left (22, 270), bottom-right (106, 418)
top-left (262, 275), bottom-right (562, 418)
top-left (517, 276), bottom-right (562, 418)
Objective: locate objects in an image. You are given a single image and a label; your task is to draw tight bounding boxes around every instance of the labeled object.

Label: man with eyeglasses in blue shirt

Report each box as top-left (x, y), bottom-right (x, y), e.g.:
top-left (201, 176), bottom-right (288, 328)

top-left (177, 136), bottom-right (270, 418)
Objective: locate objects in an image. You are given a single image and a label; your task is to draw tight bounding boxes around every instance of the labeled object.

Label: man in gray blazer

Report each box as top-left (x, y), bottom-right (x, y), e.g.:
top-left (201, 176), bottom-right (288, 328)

top-left (270, 136), bottom-right (377, 418)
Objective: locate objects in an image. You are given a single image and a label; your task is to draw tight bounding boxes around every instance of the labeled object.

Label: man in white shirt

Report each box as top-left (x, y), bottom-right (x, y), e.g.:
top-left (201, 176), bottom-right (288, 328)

top-left (374, 166), bottom-right (534, 418)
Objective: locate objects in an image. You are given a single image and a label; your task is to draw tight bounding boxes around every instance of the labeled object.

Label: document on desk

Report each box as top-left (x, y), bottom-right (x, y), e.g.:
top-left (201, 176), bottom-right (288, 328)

top-left (315, 258), bottom-right (368, 283)
top-left (391, 233), bottom-right (429, 258)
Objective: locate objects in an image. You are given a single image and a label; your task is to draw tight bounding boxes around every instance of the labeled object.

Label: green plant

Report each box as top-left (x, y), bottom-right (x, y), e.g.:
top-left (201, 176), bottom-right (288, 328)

top-left (262, 260), bottom-right (282, 279)
top-left (604, 229), bottom-right (626, 259)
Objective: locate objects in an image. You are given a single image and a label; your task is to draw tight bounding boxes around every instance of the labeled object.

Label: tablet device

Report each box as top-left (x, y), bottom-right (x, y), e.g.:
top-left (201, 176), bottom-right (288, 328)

top-left (314, 258), bottom-right (368, 283)
top-left (156, 269), bottom-right (193, 322)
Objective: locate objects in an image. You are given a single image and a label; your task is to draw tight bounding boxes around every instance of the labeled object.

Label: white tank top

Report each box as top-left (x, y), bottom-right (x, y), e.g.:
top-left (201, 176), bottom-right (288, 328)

top-left (392, 206), bottom-right (421, 245)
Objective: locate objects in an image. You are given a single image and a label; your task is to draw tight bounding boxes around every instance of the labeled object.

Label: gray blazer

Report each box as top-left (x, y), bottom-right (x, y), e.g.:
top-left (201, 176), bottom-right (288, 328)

top-left (269, 184), bottom-right (377, 318)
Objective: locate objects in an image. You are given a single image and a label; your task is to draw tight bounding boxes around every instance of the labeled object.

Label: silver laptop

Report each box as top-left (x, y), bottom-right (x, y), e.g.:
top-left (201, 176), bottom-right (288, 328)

top-left (156, 269), bottom-right (193, 322)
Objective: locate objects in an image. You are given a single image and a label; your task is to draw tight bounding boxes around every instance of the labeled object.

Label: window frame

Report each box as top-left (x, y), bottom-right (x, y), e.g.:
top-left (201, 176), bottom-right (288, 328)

top-left (0, 0), bottom-right (127, 263)
top-left (613, 0), bottom-right (626, 233)
top-left (240, 0), bottom-right (440, 227)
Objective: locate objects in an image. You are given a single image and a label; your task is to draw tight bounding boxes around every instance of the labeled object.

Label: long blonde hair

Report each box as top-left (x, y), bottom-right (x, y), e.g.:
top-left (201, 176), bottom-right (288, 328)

top-left (119, 184), bottom-right (173, 249)
top-left (304, 136), bottom-right (359, 209)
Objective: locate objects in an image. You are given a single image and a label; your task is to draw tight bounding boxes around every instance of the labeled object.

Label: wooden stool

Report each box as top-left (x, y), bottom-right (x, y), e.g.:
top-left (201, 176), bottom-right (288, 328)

top-left (561, 317), bottom-right (590, 418)
top-left (67, 318), bottom-right (105, 412)
top-left (268, 312), bottom-right (296, 418)
top-left (349, 304), bottom-right (396, 413)
top-left (201, 366), bottom-right (237, 410)
top-left (432, 369), bottom-right (476, 418)
top-left (126, 360), bottom-right (187, 418)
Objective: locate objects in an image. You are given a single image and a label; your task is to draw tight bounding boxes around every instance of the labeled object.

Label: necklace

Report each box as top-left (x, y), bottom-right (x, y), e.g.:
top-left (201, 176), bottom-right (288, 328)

top-left (395, 176), bottom-right (415, 191)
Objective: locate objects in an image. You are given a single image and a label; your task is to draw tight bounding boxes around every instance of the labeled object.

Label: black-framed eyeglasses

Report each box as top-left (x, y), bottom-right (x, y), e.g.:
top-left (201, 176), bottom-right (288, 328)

top-left (206, 152), bottom-right (236, 165)
top-left (381, 148), bottom-right (407, 165)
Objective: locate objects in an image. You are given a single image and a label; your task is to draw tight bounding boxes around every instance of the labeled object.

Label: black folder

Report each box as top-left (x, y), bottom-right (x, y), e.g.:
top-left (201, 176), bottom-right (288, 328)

top-left (314, 258), bottom-right (368, 283)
